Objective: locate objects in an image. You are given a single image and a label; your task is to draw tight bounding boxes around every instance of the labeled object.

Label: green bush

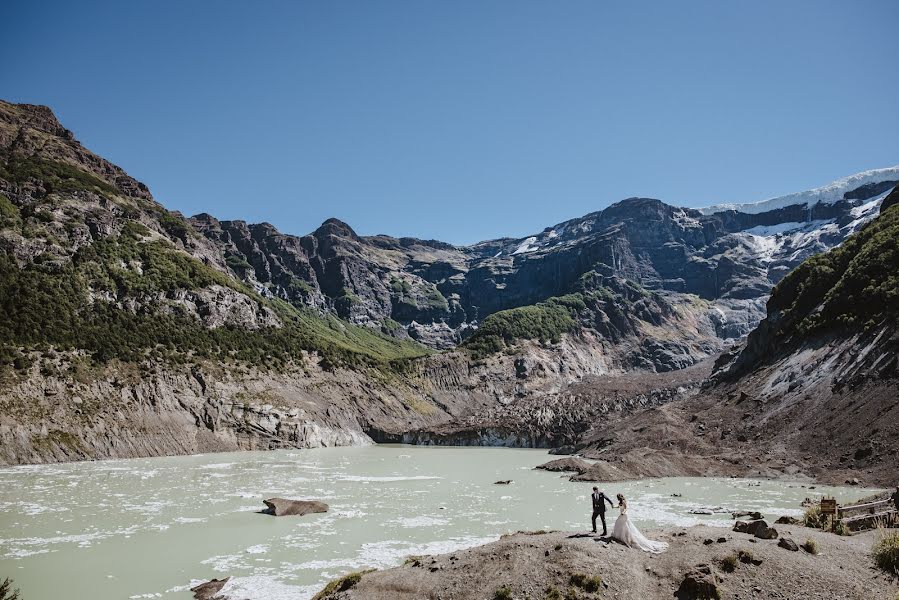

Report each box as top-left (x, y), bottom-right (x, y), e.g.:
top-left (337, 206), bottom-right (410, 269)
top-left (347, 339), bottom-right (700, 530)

top-left (770, 203), bottom-right (899, 335)
top-left (719, 554), bottom-right (738, 573)
top-left (0, 153), bottom-right (118, 196)
top-left (803, 504), bottom-right (823, 528)
top-left (0, 578), bottom-right (20, 600)
top-left (462, 296), bottom-right (580, 358)
top-left (569, 572), bottom-right (602, 592)
top-left (872, 530), bottom-right (899, 576)
top-left (425, 287), bottom-right (449, 311)
top-left (225, 254), bottom-right (253, 271)
top-left (0, 193), bottom-right (20, 225)
top-left (493, 586), bottom-right (513, 600)
top-left (288, 277), bottom-right (314, 294)
top-left (802, 539), bottom-right (818, 555)
top-left (157, 211), bottom-right (191, 241)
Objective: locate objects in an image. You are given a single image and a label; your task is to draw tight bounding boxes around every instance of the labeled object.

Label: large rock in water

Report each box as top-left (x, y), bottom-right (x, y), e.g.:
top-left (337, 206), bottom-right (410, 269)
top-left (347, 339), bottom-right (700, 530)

top-left (535, 457), bottom-right (591, 473)
top-left (262, 498), bottom-right (328, 517)
top-left (191, 578), bottom-right (229, 600)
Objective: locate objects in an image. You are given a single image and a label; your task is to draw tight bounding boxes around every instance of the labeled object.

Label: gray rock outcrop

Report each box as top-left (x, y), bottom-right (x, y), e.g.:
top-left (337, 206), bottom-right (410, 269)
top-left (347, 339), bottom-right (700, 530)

top-left (262, 498), bottom-right (328, 517)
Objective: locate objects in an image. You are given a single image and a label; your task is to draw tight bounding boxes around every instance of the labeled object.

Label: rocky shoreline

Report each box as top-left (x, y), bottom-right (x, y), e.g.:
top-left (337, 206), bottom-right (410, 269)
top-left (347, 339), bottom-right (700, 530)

top-left (304, 525), bottom-right (897, 600)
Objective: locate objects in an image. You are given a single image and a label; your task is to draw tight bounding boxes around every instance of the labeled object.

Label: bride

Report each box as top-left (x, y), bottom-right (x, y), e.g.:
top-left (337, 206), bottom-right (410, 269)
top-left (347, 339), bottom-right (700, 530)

top-left (611, 493), bottom-right (668, 553)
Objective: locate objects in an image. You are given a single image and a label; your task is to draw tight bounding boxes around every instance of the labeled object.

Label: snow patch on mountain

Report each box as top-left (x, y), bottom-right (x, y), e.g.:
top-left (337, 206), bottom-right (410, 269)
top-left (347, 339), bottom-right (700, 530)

top-left (742, 220), bottom-right (827, 236)
top-left (697, 165), bottom-right (899, 215)
top-left (512, 236), bottom-right (539, 255)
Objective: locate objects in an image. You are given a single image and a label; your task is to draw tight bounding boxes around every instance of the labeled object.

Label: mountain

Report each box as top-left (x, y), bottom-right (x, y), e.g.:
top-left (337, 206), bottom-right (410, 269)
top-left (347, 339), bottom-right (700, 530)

top-left (0, 98), bottom-right (896, 470)
top-left (189, 171), bottom-right (898, 353)
top-left (571, 199), bottom-right (899, 486)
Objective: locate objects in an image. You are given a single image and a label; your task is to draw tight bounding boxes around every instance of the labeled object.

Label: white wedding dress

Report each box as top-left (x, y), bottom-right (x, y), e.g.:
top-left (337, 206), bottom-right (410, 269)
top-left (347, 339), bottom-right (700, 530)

top-left (612, 505), bottom-right (668, 553)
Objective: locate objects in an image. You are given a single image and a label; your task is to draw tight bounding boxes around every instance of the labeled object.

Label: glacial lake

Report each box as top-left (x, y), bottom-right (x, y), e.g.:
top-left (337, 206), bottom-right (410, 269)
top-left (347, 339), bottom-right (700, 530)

top-left (0, 445), bottom-right (878, 600)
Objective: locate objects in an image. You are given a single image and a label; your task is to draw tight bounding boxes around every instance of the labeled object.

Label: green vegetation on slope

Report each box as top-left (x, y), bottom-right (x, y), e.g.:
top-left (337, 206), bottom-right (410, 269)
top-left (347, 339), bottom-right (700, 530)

top-left (769, 202), bottom-right (899, 335)
top-left (79, 221), bottom-right (242, 295)
top-left (462, 294), bottom-right (585, 358)
top-left (0, 153), bottom-right (118, 197)
top-left (0, 225), bottom-right (429, 369)
top-left (0, 193), bottom-right (19, 226)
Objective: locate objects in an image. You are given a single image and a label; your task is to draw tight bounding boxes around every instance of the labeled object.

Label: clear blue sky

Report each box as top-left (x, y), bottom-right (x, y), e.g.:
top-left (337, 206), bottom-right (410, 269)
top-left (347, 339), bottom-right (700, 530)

top-left (2, 1), bottom-right (898, 244)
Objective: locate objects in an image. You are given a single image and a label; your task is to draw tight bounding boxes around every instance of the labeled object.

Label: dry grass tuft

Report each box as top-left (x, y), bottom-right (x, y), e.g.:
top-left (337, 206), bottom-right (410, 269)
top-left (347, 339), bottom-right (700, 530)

top-left (802, 539), bottom-right (819, 555)
top-left (872, 529), bottom-right (899, 577)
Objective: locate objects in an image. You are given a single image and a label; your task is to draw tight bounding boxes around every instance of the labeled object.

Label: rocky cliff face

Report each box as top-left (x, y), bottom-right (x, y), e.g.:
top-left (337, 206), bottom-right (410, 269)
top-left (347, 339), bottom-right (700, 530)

top-left (569, 201), bottom-right (899, 487)
top-left (189, 165), bottom-right (899, 353)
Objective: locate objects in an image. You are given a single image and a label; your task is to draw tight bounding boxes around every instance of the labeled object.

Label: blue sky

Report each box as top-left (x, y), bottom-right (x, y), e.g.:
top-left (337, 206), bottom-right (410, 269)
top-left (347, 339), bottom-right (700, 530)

top-left (2, 1), bottom-right (898, 244)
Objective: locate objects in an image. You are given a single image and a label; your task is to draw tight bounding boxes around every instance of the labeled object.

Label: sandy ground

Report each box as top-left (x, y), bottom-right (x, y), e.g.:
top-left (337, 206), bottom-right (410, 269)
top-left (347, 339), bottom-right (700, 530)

top-left (317, 525), bottom-right (899, 600)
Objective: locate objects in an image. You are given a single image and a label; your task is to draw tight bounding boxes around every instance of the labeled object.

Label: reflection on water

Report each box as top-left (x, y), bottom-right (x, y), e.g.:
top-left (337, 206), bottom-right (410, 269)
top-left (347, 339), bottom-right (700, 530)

top-left (0, 445), bottom-right (877, 600)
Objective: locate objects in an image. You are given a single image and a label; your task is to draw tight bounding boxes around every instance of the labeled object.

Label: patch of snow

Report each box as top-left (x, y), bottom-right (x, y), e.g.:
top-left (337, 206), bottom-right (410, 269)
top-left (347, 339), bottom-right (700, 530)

top-left (844, 190), bottom-right (890, 231)
top-left (697, 165), bottom-right (899, 215)
top-left (742, 221), bottom-right (808, 236)
top-left (512, 236), bottom-right (539, 255)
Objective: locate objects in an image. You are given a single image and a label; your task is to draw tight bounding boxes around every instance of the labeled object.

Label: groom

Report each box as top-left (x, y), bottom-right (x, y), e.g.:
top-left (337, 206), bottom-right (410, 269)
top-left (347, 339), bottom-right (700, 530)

top-left (591, 486), bottom-right (614, 535)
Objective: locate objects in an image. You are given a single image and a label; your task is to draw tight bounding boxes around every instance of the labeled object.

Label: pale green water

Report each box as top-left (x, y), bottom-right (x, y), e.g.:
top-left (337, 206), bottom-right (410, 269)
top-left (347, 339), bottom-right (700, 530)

top-left (0, 446), bottom-right (877, 600)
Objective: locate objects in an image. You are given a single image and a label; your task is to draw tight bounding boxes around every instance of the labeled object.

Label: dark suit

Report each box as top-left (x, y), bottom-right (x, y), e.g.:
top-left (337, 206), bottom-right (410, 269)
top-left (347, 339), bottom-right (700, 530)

top-left (591, 490), bottom-right (614, 534)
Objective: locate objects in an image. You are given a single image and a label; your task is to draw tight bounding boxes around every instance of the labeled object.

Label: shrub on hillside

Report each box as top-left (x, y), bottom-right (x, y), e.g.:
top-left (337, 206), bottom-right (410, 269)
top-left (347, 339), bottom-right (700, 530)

top-left (492, 586), bottom-right (512, 600)
top-left (872, 530), bottom-right (899, 577)
top-left (802, 539), bottom-right (818, 554)
top-left (312, 569), bottom-right (374, 600)
top-left (0, 578), bottom-right (20, 600)
top-left (803, 504), bottom-right (823, 528)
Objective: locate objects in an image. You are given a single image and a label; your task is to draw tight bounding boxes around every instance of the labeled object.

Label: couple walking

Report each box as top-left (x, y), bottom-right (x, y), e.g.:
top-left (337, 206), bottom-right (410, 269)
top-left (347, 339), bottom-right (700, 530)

top-left (591, 486), bottom-right (668, 553)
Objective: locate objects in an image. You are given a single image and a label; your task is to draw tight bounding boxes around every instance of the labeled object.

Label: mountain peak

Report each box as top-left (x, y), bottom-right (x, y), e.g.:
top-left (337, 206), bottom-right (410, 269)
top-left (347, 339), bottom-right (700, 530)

top-left (0, 100), bottom-right (73, 140)
top-left (314, 218), bottom-right (359, 240)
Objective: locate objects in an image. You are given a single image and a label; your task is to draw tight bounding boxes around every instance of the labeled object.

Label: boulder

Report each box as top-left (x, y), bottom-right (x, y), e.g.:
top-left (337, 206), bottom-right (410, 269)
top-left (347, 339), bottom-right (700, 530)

top-left (494, 480), bottom-right (512, 485)
top-left (733, 520), bottom-right (778, 539)
top-left (261, 498), bottom-right (328, 517)
top-left (778, 538), bottom-right (800, 552)
top-left (732, 511), bottom-right (763, 520)
top-left (675, 566), bottom-right (721, 600)
top-left (775, 515), bottom-right (801, 525)
top-left (535, 457), bottom-right (590, 474)
top-left (549, 445), bottom-right (577, 455)
top-left (191, 578), bottom-right (229, 600)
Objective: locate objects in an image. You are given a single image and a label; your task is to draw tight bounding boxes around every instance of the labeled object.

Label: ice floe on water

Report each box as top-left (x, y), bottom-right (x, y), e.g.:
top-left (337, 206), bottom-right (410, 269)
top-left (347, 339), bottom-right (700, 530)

top-left (336, 474), bottom-right (441, 482)
top-left (385, 515), bottom-right (447, 528)
top-left (216, 576), bottom-right (322, 600)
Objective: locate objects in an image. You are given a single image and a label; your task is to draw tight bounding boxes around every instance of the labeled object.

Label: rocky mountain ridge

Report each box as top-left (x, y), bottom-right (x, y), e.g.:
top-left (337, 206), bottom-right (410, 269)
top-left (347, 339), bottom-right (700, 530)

top-left (569, 200), bottom-right (899, 487)
top-left (189, 169), bottom-right (898, 353)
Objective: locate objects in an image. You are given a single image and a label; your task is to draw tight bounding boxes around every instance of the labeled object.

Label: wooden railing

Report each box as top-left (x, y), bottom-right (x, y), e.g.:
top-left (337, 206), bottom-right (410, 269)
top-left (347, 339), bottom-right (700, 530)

top-left (836, 499), bottom-right (898, 531)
